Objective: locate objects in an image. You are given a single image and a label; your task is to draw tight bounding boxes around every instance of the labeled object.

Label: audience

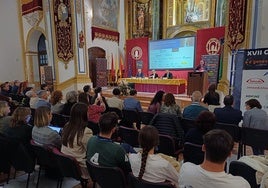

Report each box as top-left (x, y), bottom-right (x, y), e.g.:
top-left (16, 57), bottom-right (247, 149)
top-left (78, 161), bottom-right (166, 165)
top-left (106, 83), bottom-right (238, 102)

top-left (123, 89), bottom-right (143, 112)
top-left (214, 95), bottom-right (242, 125)
top-left (160, 93), bottom-right (182, 116)
top-left (0, 82), bottom-right (11, 97)
top-left (50, 90), bottom-right (64, 114)
top-left (203, 84), bottom-right (220, 106)
top-left (32, 106), bottom-right (61, 148)
top-left (106, 88), bottom-right (124, 110)
top-left (147, 90), bottom-right (165, 114)
top-left (185, 111), bottom-right (216, 145)
top-left (129, 125), bottom-right (179, 187)
top-left (86, 112), bottom-right (132, 175)
top-left (3, 107), bottom-right (32, 145)
top-left (36, 90), bottom-right (51, 109)
top-left (11, 80), bottom-right (20, 95)
top-left (62, 90), bottom-right (78, 116)
top-left (61, 103), bottom-right (93, 178)
top-left (91, 87), bottom-right (109, 111)
top-left (179, 129), bottom-right (250, 188)
top-left (183, 90), bottom-right (208, 120)
top-left (243, 98), bottom-right (268, 155)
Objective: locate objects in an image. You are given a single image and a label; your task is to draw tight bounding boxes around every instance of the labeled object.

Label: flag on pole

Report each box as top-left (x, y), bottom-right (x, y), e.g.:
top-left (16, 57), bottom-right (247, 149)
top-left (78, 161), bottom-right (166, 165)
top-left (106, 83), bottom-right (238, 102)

top-left (111, 53), bottom-right (115, 82)
top-left (115, 54), bottom-right (119, 82)
top-left (119, 54), bottom-right (124, 78)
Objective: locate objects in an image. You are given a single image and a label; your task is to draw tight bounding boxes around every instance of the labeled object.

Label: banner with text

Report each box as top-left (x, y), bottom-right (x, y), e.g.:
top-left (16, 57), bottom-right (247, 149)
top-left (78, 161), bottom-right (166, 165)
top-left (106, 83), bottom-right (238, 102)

top-left (126, 37), bottom-right (148, 77)
top-left (240, 48), bottom-right (268, 114)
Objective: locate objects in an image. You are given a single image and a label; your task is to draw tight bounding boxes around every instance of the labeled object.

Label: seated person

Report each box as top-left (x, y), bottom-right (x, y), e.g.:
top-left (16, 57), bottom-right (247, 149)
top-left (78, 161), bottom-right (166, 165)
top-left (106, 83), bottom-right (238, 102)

top-left (183, 91), bottom-right (208, 120)
top-left (86, 112), bottom-right (132, 175)
top-left (136, 68), bottom-right (144, 78)
top-left (214, 95), bottom-right (242, 125)
top-left (203, 84), bottom-right (220, 106)
top-left (149, 70), bottom-right (159, 79)
top-left (123, 89), bottom-right (143, 112)
top-left (32, 106), bottom-right (62, 148)
top-left (160, 93), bottom-right (182, 117)
top-left (179, 129), bottom-right (250, 188)
top-left (106, 88), bottom-right (124, 110)
top-left (162, 70), bottom-right (173, 79)
top-left (0, 101), bottom-right (12, 133)
top-left (129, 125), bottom-right (179, 187)
top-left (147, 90), bottom-right (165, 114)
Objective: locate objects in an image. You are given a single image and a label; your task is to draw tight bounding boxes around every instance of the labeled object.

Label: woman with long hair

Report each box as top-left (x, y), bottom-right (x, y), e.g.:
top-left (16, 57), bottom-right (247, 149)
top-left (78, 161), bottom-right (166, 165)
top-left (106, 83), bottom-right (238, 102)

top-left (147, 90), bottom-right (164, 114)
top-left (203, 84), bottom-right (220, 105)
top-left (160, 93), bottom-right (182, 116)
top-left (3, 107), bottom-right (32, 144)
top-left (61, 102), bottom-right (93, 178)
top-left (32, 106), bottom-right (61, 148)
top-left (50, 90), bottom-right (64, 114)
top-left (129, 125), bottom-right (179, 187)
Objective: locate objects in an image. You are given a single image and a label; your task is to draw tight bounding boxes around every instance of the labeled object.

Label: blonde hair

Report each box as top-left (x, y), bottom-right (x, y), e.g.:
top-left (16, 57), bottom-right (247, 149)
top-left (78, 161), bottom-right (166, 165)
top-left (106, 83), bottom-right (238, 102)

top-left (34, 106), bottom-right (51, 127)
top-left (0, 101), bottom-right (8, 117)
top-left (11, 107), bottom-right (31, 127)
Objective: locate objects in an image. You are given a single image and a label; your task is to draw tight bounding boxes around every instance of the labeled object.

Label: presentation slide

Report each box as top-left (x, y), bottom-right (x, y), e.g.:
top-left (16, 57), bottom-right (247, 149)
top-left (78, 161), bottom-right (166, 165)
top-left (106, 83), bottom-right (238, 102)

top-left (149, 37), bottom-right (195, 70)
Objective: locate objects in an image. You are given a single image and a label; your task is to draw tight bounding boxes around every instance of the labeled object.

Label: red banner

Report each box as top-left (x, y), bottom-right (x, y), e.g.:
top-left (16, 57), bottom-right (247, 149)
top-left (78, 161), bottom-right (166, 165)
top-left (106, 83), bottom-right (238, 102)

top-left (196, 27), bottom-right (225, 66)
top-left (125, 37), bottom-right (149, 77)
top-left (21, 0), bottom-right (42, 15)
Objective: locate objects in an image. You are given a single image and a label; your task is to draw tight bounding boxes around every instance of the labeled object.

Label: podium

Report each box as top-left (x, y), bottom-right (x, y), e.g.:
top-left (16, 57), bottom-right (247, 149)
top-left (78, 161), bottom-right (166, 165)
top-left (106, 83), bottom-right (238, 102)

top-left (187, 72), bottom-right (208, 96)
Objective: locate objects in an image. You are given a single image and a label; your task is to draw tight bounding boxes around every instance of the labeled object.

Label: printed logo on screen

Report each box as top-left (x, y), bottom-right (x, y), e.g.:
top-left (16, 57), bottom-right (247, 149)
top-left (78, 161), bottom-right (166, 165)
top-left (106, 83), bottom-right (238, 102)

top-left (246, 78), bottom-right (264, 84)
top-left (131, 46), bottom-right (143, 60)
top-left (206, 38), bottom-right (221, 55)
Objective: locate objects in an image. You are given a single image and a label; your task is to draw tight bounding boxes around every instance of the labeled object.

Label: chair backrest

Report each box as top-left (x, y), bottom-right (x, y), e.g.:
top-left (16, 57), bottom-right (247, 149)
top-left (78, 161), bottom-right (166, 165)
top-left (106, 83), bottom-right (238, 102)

top-left (118, 126), bottom-right (139, 147)
top-left (139, 111), bottom-right (154, 125)
top-left (214, 122), bottom-right (241, 142)
top-left (52, 147), bottom-right (82, 181)
top-left (181, 118), bottom-right (196, 135)
top-left (157, 134), bottom-right (176, 157)
top-left (122, 109), bottom-right (141, 129)
top-left (183, 142), bottom-right (204, 165)
top-left (229, 161), bottom-right (258, 188)
top-left (86, 160), bottom-right (127, 188)
top-left (51, 113), bottom-right (70, 127)
top-left (108, 107), bottom-right (123, 119)
top-left (150, 113), bottom-right (184, 145)
top-left (128, 173), bottom-right (175, 188)
top-left (87, 120), bottom-right (100, 135)
top-left (240, 127), bottom-right (268, 156)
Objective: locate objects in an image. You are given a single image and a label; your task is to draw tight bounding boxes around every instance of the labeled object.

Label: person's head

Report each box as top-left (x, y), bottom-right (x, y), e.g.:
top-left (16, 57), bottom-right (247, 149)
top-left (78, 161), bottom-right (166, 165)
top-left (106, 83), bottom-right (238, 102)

top-left (1, 82), bottom-right (9, 91)
top-left (163, 93), bottom-right (176, 106)
top-left (166, 70), bottom-right (170, 73)
top-left (152, 70), bottom-right (156, 74)
top-left (66, 90), bottom-right (78, 103)
top-left (98, 112), bottom-right (118, 135)
top-left (62, 102), bottom-right (88, 148)
top-left (200, 59), bottom-right (205, 66)
top-left (138, 125), bottom-right (159, 180)
top-left (25, 90), bottom-right (37, 98)
top-left (112, 88), bottom-right (121, 96)
top-left (203, 129), bottom-right (234, 164)
top-left (50, 90), bottom-right (63, 105)
top-left (11, 107), bottom-right (31, 127)
top-left (245, 99), bottom-right (262, 110)
top-left (78, 92), bottom-right (89, 105)
top-left (94, 87), bottom-right (102, 95)
top-left (41, 83), bottom-right (48, 91)
top-left (14, 80), bottom-right (20, 86)
top-left (0, 101), bottom-right (10, 117)
top-left (150, 90), bottom-right (165, 105)
top-left (137, 68), bottom-right (142, 73)
top-left (37, 90), bottom-right (49, 100)
top-left (223, 95), bottom-right (234, 106)
top-left (196, 111), bottom-right (216, 133)
top-left (191, 90), bottom-right (203, 102)
top-left (129, 89), bottom-right (137, 96)
top-left (83, 85), bottom-right (91, 93)
top-left (34, 106), bottom-right (52, 127)
top-left (208, 84), bottom-right (216, 93)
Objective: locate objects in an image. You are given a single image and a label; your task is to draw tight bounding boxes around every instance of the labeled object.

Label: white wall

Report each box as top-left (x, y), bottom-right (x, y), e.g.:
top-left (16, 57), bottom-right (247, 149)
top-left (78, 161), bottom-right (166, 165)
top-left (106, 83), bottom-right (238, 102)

top-left (0, 1), bottom-right (24, 81)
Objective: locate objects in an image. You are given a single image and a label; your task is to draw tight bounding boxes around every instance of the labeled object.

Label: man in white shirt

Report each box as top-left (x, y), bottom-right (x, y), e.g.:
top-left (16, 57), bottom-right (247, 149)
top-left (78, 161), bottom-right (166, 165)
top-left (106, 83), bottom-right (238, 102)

top-left (179, 129), bottom-right (250, 188)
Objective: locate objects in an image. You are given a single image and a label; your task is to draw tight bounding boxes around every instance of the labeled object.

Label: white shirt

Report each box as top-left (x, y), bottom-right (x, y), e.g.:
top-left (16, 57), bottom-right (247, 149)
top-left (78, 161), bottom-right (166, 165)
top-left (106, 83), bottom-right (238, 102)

top-left (129, 153), bottom-right (179, 187)
top-left (179, 162), bottom-right (250, 188)
top-left (106, 96), bottom-right (124, 110)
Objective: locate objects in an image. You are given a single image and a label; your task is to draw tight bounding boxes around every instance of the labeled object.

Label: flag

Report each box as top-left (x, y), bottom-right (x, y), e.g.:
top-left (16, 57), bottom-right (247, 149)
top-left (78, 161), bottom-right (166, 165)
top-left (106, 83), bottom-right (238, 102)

top-left (119, 55), bottom-right (124, 78)
top-left (115, 54), bottom-right (119, 82)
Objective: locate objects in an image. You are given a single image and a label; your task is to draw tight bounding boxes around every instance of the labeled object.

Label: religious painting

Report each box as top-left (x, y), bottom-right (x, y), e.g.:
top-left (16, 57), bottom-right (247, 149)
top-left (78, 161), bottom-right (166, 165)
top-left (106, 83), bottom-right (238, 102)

top-left (184, 0), bottom-right (210, 23)
top-left (92, 0), bottom-right (119, 31)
